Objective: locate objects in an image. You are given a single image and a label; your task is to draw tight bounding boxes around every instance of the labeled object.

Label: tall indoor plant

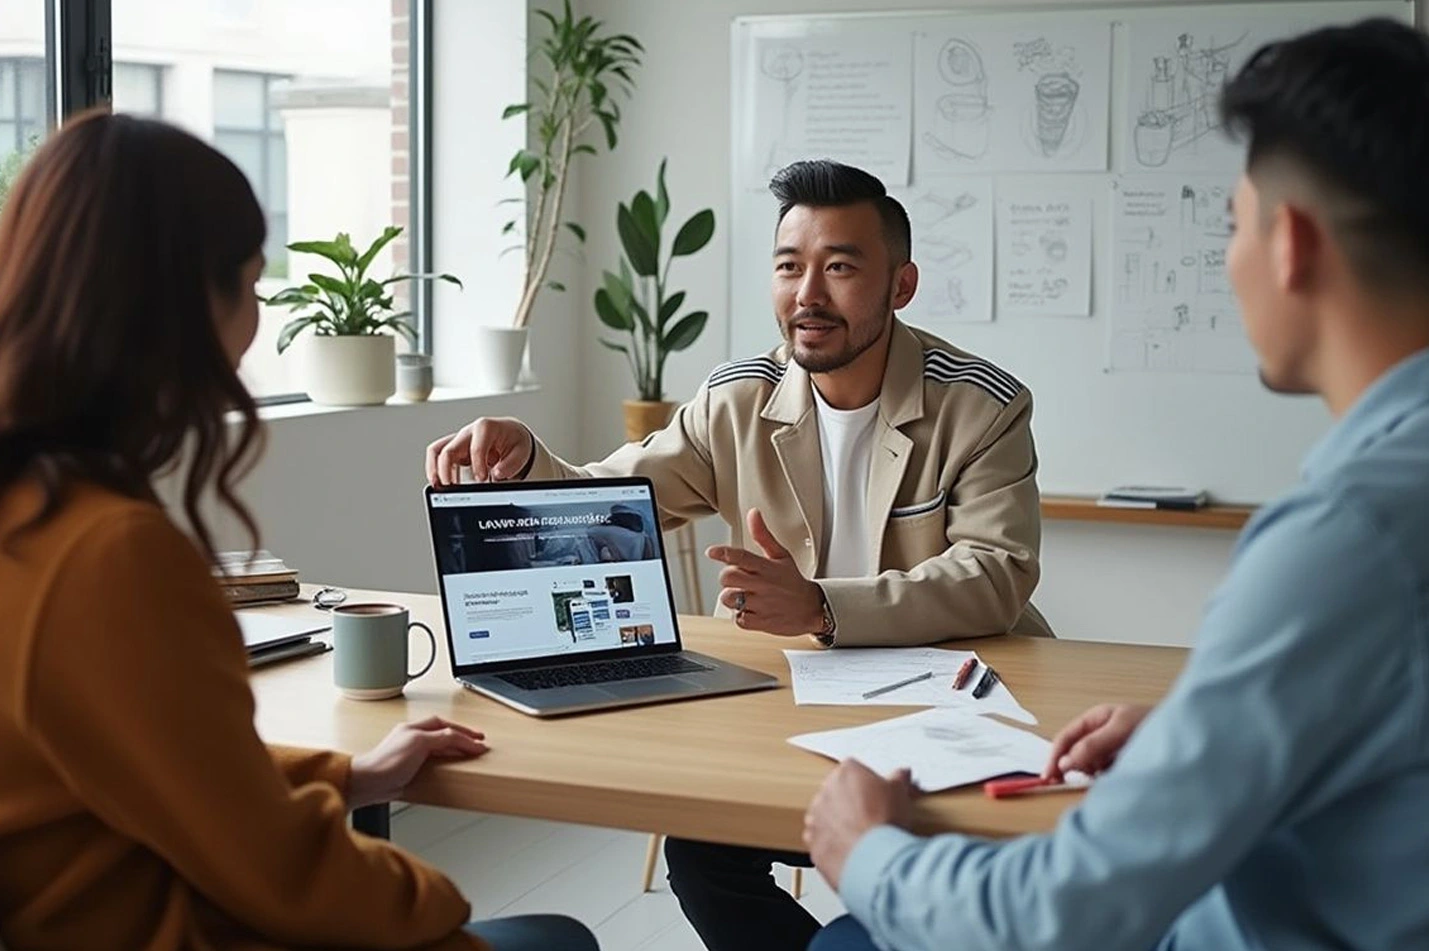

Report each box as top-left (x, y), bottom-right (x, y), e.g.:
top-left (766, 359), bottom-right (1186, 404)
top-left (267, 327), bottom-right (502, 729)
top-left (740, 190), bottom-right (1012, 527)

top-left (266, 226), bottom-right (460, 405)
top-left (594, 159), bottom-right (715, 442)
top-left (488, 1), bottom-right (642, 391)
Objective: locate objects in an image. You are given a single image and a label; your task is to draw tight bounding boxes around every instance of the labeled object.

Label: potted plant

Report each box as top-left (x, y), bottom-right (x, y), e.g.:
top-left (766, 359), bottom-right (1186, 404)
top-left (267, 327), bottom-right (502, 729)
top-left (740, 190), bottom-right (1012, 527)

top-left (488, 1), bottom-right (642, 392)
top-left (266, 226), bottom-right (460, 406)
top-left (594, 159), bottom-right (714, 442)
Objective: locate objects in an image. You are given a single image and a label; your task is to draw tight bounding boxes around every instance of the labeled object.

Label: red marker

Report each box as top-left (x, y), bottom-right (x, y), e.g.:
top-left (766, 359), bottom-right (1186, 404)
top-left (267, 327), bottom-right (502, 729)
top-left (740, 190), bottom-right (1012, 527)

top-left (983, 776), bottom-right (1089, 800)
top-left (952, 658), bottom-right (978, 690)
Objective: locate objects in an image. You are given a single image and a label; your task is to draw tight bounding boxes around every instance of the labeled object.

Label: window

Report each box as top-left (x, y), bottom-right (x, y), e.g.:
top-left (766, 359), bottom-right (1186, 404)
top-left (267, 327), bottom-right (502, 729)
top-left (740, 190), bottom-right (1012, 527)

top-left (111, 62), bottom-right (163, 118)
top-left (213, 70), bottom-right (287, 276)
top-left (0, 58), bottom-right (47, 164)
top-left (109, 0), bottom-right (423, 402)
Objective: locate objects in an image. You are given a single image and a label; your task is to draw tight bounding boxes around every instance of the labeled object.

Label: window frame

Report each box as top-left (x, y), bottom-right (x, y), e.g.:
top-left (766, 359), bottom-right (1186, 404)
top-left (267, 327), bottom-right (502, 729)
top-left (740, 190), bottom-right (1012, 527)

top-left (48, 0), bottom-right (432, 406)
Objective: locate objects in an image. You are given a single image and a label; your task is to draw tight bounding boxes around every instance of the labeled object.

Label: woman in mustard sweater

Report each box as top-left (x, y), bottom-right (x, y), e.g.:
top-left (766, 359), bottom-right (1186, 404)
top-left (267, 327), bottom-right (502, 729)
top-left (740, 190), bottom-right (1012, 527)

top-left (0, 113), bottom-right (599, 951)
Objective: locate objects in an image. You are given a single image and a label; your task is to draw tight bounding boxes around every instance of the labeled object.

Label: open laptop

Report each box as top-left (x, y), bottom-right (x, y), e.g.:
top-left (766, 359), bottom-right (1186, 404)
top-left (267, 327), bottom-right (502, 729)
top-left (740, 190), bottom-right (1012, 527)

top-left (424, 478), bottom-right (777, 716)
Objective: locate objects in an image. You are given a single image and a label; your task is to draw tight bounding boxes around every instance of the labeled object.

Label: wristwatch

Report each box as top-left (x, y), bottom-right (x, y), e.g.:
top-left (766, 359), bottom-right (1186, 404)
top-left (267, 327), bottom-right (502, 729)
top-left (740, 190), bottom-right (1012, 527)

top-left (812, 591), bottom-right (836, 647)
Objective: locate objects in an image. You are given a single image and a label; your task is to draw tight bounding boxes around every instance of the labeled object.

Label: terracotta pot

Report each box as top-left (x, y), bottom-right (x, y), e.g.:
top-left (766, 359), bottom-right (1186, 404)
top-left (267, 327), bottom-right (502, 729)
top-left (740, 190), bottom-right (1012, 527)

top-left (623, 399), bottom-right (677, 443)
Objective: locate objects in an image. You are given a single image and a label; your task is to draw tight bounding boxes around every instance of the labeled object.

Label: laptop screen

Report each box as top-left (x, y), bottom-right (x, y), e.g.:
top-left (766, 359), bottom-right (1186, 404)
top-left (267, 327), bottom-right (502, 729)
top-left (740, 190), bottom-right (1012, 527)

top-left (427, 480), bottom-right (681, 669)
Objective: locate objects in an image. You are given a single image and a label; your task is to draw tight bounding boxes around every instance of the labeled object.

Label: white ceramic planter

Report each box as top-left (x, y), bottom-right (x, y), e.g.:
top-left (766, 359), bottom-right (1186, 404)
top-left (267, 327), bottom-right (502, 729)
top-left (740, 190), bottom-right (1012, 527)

top-left (304, 334), bottom-right (396, 406)
top-left (473, 327), bottom-right (528, 393)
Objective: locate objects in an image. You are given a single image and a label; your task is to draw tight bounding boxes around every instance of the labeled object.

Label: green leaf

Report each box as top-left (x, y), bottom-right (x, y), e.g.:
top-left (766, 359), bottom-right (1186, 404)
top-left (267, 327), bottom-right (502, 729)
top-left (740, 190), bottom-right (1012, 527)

top-left (630, 190), bottom-right (660, 259)
top-left (663, 311), bottom-right (708, 352)
top-left (261, 287), bottom-right (318, 308)
top-left (546, 281), bottom-right (567, 293)
top-left (309, 273), bottom-right (351, 298)
top-left (564, 222), bottom-right (586, 243)
top-left (657, 290), bottom-right (686, 328)
top-left (333, 233), bottom-right (358, 266)
top-left (507, 150), bottom-right (541, 182)
top-left (502, 220), bottom-right (518, 235)
top-left (598, 112), bottom-right (618, 150)
top-left (655, 158), bottom-right (670, 227)
top-left (617, 202), bottom-right (658, 277)
top-left (355, 225), bottom-right (404, 276)
top-left (671, 209), bottom-right (716, 257)
top-left (380, 272), bottom-right (464, 290)
top-left (572, 143), bottom-right (597, 157)
top-left (598, 339), bottom-right (629, 354)
top-left (595, 287), bottom-right (634, 331)
top-left (285, 239), bottom-right (349, 264)
top-left (276, 316), bottom-right (322, 354)
top-left (502, 103), bottom-right (530, 119)
top-left (375, 315), bottom-right (419, 344)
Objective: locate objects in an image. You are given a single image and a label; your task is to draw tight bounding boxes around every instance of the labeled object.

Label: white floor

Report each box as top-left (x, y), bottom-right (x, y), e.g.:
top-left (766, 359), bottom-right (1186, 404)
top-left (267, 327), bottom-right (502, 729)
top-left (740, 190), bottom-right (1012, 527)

top-left (391, 804), bottom-right (847, 951)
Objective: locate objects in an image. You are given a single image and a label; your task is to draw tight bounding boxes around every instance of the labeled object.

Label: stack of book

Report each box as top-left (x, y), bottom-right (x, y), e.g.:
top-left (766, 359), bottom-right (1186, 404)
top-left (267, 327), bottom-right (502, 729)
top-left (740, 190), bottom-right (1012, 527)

top-left (1097, 486), bottom-right (1209, 511)
top-left (213, 550), bottom-right (301, 606)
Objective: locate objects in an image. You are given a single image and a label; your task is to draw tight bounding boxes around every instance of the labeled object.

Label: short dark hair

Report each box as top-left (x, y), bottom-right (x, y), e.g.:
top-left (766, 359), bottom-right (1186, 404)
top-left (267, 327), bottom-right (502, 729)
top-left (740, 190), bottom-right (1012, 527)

top-left (1220, 18), bottom-right (1429, 291)
top-left (769, 160), bottom-right (912, 264)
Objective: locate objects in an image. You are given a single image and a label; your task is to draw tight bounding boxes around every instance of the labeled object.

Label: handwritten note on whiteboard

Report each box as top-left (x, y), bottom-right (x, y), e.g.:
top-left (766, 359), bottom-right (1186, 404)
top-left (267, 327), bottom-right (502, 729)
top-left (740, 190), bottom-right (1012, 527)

top-left (996, 188), bottom-right (1092, 317)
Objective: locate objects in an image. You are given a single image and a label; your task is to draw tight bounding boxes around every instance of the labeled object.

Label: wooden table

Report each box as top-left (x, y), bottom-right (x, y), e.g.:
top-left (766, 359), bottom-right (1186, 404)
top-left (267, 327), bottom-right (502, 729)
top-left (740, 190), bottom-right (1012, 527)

top-left (250, 589), bottom-right (1186, 851)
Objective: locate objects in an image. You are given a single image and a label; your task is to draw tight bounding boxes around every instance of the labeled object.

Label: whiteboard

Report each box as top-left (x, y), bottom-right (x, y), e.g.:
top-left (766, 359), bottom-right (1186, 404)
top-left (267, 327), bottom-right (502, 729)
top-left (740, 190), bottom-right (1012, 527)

top-left (730, 1), bottom-right (1411, 503)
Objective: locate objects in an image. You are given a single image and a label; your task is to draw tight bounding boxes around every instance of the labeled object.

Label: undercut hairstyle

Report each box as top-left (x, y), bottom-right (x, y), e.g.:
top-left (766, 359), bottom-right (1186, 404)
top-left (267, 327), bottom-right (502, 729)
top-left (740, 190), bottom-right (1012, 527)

top-left (769, 160), bottom-right (912, 264)
top-left (1220, 18), bottom-right (1429, 293)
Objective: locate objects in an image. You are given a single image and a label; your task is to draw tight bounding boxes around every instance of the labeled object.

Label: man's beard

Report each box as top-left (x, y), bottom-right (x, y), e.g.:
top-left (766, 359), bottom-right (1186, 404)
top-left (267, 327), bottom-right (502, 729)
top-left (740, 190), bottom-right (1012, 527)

top-left (782, 288), bottom-right (892, 374)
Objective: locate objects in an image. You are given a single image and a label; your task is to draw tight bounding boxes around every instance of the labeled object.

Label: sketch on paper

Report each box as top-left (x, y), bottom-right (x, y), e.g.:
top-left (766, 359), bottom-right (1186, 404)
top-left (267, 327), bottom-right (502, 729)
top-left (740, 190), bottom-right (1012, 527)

top-left (1012, 36), bottom-right (1085, 160)
top-left (914, 24), bottom-right (1109, 175)
top-left (759, 46), bottom-right (804, 179)
top-left (895, 179), bottom-right (993, 323)
top-left (1109, 176), bottom-right (1253, 373)
top-left (923, 38), bottom-right (991, 161)
top-left (1130, 30), bottom-right (1246, 169)
top-left (995, 188), bottom-right (1092, 317)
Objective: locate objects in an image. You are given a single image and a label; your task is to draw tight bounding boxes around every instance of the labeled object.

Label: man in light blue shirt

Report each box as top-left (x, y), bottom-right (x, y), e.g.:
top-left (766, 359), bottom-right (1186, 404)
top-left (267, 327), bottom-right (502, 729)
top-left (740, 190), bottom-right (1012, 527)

top-left (802, 19), bottom-right (1429, 951)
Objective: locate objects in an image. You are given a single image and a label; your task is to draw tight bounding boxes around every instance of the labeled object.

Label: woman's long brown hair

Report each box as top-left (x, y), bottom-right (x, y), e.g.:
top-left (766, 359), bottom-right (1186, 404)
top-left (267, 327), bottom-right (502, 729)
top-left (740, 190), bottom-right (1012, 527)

top-left (0, 111), bottom-right (266, 559)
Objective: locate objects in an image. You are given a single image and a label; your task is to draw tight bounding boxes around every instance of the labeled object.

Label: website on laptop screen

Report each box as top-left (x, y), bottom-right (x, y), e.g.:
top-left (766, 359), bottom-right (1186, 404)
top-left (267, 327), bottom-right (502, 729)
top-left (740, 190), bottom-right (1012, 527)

top-left (430, 484), bottom-right (679, 667)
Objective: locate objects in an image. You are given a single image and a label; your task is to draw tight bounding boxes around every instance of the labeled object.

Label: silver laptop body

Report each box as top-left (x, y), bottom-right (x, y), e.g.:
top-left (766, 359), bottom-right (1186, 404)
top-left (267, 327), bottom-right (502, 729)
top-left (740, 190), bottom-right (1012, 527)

top-left (424, 478), bottom-right (777, 717)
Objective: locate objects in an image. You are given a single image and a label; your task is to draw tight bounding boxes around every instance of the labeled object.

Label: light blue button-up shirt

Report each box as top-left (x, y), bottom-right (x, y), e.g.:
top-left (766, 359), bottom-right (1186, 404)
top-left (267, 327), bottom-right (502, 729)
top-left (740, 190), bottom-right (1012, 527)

top-left (841, 347), bottom-right (1429, 951)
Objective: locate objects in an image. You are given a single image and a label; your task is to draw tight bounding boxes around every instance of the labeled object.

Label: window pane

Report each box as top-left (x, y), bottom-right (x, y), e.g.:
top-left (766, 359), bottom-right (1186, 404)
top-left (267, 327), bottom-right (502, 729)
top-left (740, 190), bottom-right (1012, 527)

top-left (113, 63), bottom-right (162, 117)
top-left (114, 0), bottom-right (410, 401)
top-left (0, 5), bottom-right (53, 201)
top-left (212, 70), bottom-right (265, 130)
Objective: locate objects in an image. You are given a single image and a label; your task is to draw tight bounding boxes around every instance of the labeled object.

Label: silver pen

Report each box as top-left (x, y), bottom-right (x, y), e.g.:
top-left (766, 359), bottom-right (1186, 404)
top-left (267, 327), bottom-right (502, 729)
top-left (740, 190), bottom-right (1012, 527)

top-left (861, 670), bottom-right (934, 700)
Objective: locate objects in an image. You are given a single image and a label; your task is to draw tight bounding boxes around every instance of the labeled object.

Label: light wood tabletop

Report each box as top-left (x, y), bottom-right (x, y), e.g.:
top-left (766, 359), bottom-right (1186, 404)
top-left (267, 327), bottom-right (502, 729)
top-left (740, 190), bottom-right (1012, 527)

top-left (250, 588), bottom-right (1186, 851)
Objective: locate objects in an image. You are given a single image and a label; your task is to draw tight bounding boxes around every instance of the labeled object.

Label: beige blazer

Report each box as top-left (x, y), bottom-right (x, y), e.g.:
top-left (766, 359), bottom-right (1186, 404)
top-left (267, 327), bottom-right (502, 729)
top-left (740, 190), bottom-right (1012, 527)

top-left (527, 319), bottom-right (1054, 645)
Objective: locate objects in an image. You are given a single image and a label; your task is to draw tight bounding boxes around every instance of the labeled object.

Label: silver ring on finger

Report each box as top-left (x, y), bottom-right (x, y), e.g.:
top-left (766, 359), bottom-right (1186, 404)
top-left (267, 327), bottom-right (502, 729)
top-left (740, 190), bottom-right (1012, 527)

top-left (733, 590), bottom-right (746, 614)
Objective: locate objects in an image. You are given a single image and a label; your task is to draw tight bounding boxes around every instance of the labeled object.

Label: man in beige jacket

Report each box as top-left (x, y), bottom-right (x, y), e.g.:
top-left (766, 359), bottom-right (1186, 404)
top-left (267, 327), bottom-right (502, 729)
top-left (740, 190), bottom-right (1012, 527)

top-left (425, 160), bottom-right (1050, 951)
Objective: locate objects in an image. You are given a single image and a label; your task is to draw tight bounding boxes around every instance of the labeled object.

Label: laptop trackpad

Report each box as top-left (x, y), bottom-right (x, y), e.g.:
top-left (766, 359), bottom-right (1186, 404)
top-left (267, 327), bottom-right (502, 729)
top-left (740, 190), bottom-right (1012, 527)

top-left (597, 676), bottom-right (699, 700)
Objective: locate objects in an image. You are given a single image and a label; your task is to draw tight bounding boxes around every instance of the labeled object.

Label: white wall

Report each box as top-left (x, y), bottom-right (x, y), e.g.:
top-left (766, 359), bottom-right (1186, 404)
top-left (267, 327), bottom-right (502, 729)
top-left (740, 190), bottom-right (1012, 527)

top-left (562, 0), bottom-right (1417, 646)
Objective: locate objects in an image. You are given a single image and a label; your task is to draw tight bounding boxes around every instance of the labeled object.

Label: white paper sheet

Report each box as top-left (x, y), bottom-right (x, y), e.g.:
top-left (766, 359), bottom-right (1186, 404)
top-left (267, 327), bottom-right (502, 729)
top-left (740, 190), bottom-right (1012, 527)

top-left (914, 23), bottom-right (1110, 175)
top-left (789, 706), bottom-right (1051, 792)
top-left (743, 34), bottom-right (912, 187)
top-left (1108, 175), bottom-right (1255, 374)
top-left (893, 178), bottom-right (994, 323)
top-left (996, 187), bottom-right (1092, 317)
top-left (1122, 16), bottom-right (1329, 174)
top-left (783, 647), bottom-right (1037, 725)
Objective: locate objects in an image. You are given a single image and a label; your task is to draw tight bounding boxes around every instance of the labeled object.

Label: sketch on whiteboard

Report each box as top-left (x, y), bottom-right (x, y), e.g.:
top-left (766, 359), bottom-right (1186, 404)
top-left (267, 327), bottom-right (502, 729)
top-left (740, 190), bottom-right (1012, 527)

top-left (759, 45), bottom-right (805, 178)
top-left (895, 179), bottom-right (993, 323)
top-left (1110, 176), bottom-right (1252, 373)
top-left (1130, 29), bottom-right (1246, 169)
top-left (923, 38), bottom-right (991, 161)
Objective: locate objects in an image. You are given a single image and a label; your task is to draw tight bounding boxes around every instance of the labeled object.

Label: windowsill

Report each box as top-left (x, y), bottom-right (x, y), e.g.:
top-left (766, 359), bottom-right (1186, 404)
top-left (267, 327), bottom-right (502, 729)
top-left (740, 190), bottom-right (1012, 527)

top-left (238, 384), bottom-right (541, 423)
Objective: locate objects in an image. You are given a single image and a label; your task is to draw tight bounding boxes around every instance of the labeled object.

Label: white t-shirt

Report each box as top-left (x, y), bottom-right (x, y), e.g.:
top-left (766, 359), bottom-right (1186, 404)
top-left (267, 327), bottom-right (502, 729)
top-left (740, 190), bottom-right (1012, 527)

top-left (812, 384), bottom-right (881, 579)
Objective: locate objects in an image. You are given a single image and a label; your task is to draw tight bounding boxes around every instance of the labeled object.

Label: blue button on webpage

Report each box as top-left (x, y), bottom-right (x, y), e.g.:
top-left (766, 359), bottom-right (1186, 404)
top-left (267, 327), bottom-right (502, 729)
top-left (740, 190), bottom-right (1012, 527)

top-left (469, 630), bottom-right (490, 639)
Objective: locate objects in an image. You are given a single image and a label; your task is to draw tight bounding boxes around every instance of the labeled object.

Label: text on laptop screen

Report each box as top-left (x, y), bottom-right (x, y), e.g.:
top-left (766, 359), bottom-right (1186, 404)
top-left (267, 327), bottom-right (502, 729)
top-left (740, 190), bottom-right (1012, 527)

top-left (430, 485), bottom-right (679, 667)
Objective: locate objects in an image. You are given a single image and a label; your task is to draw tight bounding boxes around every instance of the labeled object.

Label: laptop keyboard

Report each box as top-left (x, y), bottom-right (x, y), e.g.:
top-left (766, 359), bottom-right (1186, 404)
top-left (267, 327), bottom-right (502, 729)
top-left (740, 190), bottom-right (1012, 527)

top-left (497, 655), bottom-right (714, 691)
